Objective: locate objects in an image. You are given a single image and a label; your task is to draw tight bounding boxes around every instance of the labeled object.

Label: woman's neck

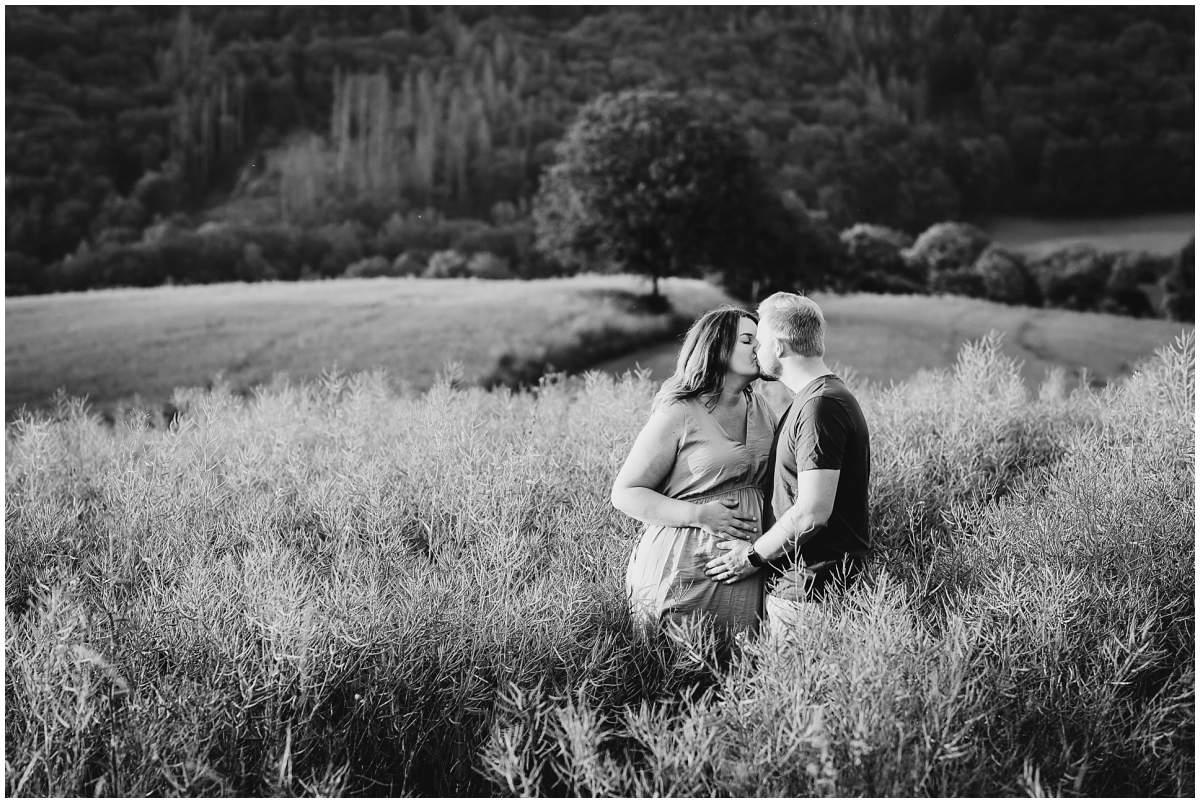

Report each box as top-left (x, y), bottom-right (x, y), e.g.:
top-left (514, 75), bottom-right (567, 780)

top-left (711, 377), bottom-right (750, 407)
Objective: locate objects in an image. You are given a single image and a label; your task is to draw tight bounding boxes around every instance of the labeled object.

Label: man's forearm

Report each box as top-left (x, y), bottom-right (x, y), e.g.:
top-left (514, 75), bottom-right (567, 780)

top-left (751, 506), bottom-right (826, 560)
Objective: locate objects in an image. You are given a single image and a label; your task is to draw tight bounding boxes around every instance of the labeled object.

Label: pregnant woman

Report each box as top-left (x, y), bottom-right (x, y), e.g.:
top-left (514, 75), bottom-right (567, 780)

top-left (611, 306), bottom-right (777, 637)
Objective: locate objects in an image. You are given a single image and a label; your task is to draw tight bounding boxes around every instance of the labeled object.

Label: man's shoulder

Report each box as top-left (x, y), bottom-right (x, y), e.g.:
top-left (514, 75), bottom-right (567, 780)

top-left (799, 376), bottom-right (860, 410)
top-left (794, 377), bottom-right (866, 428)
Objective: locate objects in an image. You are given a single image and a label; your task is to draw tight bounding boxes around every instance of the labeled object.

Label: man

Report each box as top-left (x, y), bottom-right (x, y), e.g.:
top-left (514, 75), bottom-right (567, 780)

top-left (704, 292), bottom-right (871, 637)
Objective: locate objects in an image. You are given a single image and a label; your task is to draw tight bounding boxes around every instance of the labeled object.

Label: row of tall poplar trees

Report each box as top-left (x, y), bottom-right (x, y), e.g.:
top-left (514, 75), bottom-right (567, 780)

top-left (279, 22), bottom-right (555, 222)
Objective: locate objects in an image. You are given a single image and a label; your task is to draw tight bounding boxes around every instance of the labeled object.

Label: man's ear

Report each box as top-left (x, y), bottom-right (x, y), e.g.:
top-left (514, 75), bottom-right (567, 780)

top-left (773, 338), bottom-right (788, 359)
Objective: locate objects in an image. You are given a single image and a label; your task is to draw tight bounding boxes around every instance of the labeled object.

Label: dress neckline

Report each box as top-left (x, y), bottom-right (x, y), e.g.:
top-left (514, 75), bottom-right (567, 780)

top-left (707, 393), bottom-right (752, 446)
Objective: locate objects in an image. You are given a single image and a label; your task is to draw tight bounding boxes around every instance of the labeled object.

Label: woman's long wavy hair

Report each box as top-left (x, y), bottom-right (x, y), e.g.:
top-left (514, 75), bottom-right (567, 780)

top-left (654, 306), bottom-right (757, 410)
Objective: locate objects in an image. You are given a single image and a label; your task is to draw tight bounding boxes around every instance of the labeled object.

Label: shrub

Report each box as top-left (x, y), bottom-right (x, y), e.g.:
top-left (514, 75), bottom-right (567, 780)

top-left (53, 243), bottom-right (164, 289)
top-left (140, 216), bottom-right (188, 246)
top-left (929, 267), bottom-right (987, 298)
top-left (239, 242), bottom-right (278, 282)
top-left (841, 223), bottom-right (913, 255)
top-left (374, 218), bottom-right (536, 275)
top-left (270, 226), bottom-right (333, 281)
top-left (130, 168), bottom-right (183, 218)
top-left (41, 258), bottom-right (89, 293)
top-left (490, 200), bottom-right (520, 224)
top-left (974, 245), bottom-right (1040, 306)
top-left (1104, 251), bottom-right (1170, 318)
top-left (391, 252), bottom-right (427, 277)
top-left (316, 221), bottom-right (369, 276)
top-left (343, 255), bottom-right (393, 279)
top-left (92, 194), bottom-right (148, 233)
top-left (30, 222), bottom-right (536, 292)
top-left (94, 226), bottom-right (143, 248)
top-left (1163, 238), bottom-right (1194, 322)
top-left (513, 250), bottom-right (570, 280)
top-left (1029, 244), bottom-right (1114, 312)
top-left (376, 213), bottom-right (489, 260)
top-left (453, 222), bottom-right (535, 265)
top-left (424, 249), bottom-right (470, 278)
top-left (839, 223), bottom-right (922, 294)
top-left (466, 252), bottom-right (514, 280)
top-left (856, 270), bottom-right (927, 295)
top-left (6, 251), bottom-right (43, 295)
top-left (905, 221), bottom-right (992, 276)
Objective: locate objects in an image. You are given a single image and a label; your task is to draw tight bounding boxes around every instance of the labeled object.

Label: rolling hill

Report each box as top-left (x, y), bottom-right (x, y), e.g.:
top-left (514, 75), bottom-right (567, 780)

top-left (7, 277), bottom-right (1190, 421)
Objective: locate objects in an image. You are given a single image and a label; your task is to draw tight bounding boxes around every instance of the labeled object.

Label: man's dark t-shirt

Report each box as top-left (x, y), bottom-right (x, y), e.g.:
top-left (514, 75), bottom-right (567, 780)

top-left (763, 374), bottom-right (871, 602)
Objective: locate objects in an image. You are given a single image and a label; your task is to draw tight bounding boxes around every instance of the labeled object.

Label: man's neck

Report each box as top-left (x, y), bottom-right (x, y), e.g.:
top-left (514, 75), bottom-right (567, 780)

top-left (778, 356), bottom-right (833, 395)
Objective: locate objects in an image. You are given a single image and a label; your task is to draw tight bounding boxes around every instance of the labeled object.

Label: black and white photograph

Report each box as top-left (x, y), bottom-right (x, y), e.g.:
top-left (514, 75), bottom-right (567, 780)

top-left (4, 3), bottom-right (1195, 797)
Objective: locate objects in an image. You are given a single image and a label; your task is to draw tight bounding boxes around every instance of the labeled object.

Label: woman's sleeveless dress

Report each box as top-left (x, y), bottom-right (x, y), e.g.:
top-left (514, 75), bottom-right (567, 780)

top-left (626, 391), bottom-right (777, 636)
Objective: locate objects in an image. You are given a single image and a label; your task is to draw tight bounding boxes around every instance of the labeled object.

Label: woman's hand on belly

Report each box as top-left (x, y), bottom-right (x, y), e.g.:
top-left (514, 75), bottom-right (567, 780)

top-left (694, 498), bottom-right (758, 540)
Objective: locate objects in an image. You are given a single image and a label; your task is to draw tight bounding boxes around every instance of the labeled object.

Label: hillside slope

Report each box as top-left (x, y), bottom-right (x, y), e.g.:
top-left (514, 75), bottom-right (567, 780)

top-left (4, 275), bottom-right (731, 419)
top-left (595, 291), bottom-right (1192, 391)
top-left (9, 279), bottom-right (1191, 422)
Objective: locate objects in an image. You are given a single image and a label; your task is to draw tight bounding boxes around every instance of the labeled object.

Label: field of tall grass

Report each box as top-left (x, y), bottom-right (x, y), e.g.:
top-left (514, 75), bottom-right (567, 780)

top-left (5, 332), bottom-right (1194, 796)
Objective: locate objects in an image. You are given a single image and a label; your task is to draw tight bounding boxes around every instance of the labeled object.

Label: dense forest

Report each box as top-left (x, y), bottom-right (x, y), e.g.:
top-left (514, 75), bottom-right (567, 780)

top-left (5, 5), bottom-right (1195, 299)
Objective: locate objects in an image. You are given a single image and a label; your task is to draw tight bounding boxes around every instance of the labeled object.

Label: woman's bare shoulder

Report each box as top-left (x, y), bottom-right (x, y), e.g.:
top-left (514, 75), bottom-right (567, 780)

top-left (649, 396), bottom-right (694, 425)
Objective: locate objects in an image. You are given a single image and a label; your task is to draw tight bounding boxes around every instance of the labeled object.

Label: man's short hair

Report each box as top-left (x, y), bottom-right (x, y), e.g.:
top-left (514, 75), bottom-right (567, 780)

top-left (758, 292), bottom-right (825, 357)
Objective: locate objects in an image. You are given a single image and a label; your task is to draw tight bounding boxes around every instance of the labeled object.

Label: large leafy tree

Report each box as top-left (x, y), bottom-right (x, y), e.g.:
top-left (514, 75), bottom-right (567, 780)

top-left (532, 89), bottom-right (804, 300)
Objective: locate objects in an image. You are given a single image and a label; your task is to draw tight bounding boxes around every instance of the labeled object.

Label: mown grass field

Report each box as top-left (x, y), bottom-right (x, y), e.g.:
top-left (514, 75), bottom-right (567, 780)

top-left (4, 275), bottom-right (730, 419)
top-left (8, 275), bottom-right (1191, 422)
top-left (596, 291), bottom-right (1191, 390)
top-left (5, 331), bottom-right (1193, 796)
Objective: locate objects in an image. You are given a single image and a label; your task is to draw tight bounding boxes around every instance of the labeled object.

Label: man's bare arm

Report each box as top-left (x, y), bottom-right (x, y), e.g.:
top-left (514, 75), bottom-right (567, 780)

top-left (704, 469), bottom-right (839, 583)
top-left (752, 468), bottom-right (840, 560)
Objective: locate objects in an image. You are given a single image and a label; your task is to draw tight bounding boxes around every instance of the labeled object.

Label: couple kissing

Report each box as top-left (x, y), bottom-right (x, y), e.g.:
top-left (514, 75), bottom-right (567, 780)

top-left (611, 292), bottom-right (871, 641)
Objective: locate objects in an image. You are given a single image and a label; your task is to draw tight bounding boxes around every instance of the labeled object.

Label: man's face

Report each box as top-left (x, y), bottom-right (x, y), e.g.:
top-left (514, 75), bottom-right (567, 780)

top-left (755, 317), bottom-right (783, 380)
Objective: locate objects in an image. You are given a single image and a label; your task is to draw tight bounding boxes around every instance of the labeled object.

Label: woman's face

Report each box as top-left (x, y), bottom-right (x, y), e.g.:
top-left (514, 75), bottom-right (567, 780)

top-left (726, 316), bottom-right (760, 379)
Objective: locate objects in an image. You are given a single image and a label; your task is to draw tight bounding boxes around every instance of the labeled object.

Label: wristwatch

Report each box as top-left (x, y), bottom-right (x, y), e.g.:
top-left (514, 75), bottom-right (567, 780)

top-left (746, 547), bottom-right (768, 569)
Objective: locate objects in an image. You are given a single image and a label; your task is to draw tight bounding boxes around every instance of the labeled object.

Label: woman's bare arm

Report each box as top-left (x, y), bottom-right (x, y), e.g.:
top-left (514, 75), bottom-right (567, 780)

top-left (611, 403), bottom-right (757, 538)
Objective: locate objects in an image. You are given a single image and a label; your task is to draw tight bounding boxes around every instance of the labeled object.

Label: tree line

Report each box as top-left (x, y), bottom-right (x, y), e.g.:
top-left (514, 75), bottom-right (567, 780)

top-left (30, 102), bottom-right (1194, 323)
top-left (5, 5), bottom-right (1194, 298)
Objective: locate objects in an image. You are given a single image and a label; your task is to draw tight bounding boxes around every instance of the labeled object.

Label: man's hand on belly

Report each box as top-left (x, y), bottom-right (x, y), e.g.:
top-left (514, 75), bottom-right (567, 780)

top-left (704, 540), bottom-right (760, 584)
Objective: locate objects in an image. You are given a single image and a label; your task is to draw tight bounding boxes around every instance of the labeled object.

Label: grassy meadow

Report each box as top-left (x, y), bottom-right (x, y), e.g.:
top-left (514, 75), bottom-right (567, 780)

top-left (5, 325), bottom-right (1194, 795)
top-left (4, 275), bottom-right (731, 419)
top-left (8, 276), bottom-right (1191, 424)
top-left (596, 291), bottom-right (1192, 390)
